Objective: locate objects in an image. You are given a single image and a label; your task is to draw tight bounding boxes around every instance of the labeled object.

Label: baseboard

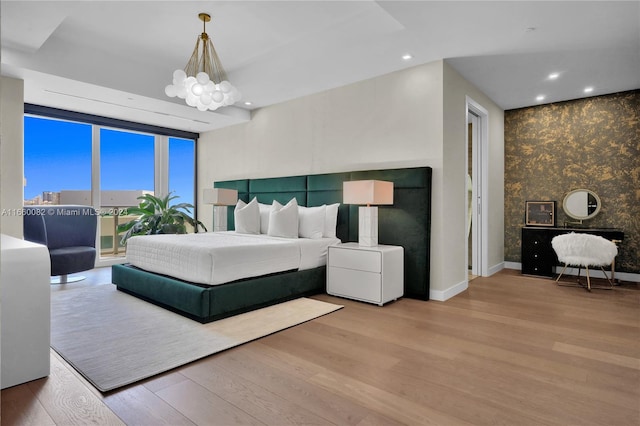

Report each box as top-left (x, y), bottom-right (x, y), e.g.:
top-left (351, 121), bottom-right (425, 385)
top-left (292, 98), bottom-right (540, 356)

top-left (504, 261), bottom-right (521, 270)
top-left (488, 262), bottom-right (504, 276)
top-left (554, 266), bottom-right (640, 283)
top-left (613, 271), bottom-right (640, 283)
top-left (430, 279), bottom-right (468, 301)
top-left (504, 262), bottom-right (640, 283)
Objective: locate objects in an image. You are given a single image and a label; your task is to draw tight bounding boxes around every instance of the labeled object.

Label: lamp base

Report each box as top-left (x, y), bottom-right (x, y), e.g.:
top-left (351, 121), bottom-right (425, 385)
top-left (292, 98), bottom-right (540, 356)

top-left (213, 206), bottom-right (228, 232)
top-left (358, 206), bottom-right (378, 247)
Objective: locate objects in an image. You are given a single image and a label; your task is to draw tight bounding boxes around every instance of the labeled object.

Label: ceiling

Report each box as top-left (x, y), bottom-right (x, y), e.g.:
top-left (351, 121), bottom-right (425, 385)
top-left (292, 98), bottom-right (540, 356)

top-left (2, 1), bottom-right (639, 133)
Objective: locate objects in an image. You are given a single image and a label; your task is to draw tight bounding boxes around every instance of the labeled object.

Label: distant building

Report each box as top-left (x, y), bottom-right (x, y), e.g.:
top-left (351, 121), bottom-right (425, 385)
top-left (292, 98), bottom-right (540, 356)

top-left (24, 195), bottom-right (43, 205)
top-left (42, 191), bottom-right (60, 204)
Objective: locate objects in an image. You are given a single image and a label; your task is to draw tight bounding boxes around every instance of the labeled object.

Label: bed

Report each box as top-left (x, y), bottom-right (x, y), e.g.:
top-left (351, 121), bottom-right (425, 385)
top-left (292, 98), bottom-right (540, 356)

top-left (112, 166), bottom-right (432, 323)
top-left (125, 231), bottom-right (341, 286)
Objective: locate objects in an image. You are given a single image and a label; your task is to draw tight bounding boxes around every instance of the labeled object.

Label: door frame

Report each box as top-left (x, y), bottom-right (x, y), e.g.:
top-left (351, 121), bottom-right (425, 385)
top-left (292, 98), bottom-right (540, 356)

top-left (466, 96), bottom-right (489, 277)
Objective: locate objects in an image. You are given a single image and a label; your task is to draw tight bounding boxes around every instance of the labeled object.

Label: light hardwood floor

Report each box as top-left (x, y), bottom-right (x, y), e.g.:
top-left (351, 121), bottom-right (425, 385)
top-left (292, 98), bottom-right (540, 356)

top-left (2, 268), bottom-right (639, 425)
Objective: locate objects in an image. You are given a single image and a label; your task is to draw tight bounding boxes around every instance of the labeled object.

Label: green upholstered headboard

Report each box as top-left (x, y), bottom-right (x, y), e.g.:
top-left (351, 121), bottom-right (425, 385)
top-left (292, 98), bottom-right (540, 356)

top-left (215, 167), bottom-right (432, 300)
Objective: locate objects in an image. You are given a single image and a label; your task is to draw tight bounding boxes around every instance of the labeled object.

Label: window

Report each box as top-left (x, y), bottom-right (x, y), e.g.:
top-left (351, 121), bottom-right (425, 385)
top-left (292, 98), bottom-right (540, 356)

top-left (23, 106), bottom-right (198, 265)
top-left (24, 116), bottom-right (92, 205)
top-left (169, 137), bottom-right (196, 209)
top-left (100, 128), bottom-right (156, 255)
top-left (100, 128), bottom-right (155, 193)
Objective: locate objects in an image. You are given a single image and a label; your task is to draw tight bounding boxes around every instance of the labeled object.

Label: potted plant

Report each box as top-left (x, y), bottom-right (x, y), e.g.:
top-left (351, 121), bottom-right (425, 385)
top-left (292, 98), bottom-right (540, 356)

top-left (117, 192), bottom-right (207, 244)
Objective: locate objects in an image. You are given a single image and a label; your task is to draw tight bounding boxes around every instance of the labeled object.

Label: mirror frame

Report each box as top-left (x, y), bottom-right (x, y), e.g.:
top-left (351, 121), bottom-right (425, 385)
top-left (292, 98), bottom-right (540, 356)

top-left (562, 189), bottom-right (601, 220)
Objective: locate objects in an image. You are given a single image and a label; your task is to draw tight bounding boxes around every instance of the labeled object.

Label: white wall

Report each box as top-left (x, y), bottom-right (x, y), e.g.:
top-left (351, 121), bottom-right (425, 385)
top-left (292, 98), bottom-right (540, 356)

top-left (198, 59), bottom-right (444, 231)
top-left (198, 61), bottom-right (443, 181)
top-left (442, 62), bottom-right (505, 298)
top-left (198, 59), bottom-right (504, 300)
top-left (0, 76), bottom-right (24, 238)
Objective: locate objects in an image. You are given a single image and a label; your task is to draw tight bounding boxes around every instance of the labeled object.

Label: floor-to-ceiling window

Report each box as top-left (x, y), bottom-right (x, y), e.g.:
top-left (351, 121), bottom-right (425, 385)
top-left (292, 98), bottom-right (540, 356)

top-left (168, 137), bottom-right (196, 207)
top-left (24, 116), bottom-right (92, 205)
top-left (23, 106), bottom-right (198, 265)
top-left (100, 128), bottom-right (156, 257)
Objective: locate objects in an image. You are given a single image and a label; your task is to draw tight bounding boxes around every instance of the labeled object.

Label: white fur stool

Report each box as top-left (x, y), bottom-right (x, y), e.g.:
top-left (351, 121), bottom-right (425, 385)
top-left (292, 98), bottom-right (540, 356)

top-left (551, 232), bottom-right (618, 291)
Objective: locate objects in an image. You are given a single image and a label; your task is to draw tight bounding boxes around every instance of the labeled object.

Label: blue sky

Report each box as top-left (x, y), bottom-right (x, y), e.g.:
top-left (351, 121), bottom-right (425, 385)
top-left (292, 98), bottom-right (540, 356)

top-left (24, 116), bottom-right (194, 206)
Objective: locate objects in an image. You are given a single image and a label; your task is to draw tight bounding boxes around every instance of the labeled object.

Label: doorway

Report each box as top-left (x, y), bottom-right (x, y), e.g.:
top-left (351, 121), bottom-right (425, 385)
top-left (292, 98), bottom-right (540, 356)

top-left (466, 97), bottom-right (489, 278)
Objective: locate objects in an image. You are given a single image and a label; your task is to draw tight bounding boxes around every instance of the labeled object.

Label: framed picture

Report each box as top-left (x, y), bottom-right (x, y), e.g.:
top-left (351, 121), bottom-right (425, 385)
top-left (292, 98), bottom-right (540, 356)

top-left (525, 201), bottom-right (556, 227)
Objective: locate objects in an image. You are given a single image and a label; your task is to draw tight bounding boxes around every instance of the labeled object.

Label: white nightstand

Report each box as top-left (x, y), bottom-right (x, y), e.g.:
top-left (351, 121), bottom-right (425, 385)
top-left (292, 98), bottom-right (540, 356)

top-left (327, 243), bottom-right (403, 306)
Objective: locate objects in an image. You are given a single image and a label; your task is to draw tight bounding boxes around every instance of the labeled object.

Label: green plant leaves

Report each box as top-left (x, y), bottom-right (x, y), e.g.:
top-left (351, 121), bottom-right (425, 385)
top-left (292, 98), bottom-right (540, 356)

top-left (116, 192), bottom-right (207, 245)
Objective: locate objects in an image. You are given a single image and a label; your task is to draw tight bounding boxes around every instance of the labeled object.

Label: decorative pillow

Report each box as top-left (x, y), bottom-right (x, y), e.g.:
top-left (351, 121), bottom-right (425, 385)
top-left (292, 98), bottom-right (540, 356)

top-left (324, 203), bottom-right (340, 238)
top-left (258, 202), bottom-right (271, 234)
top-left (298, 205), bottom-right (326, 239)
top-left (234, 197), bottom-right (260, 234)
top-left (268, 198), bottom-right (299, 238)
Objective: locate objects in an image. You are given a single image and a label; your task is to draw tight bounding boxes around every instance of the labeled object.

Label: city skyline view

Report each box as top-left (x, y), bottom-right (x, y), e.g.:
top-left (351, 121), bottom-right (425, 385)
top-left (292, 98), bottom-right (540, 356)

top-left (24, 115), bottom-right (195, 209)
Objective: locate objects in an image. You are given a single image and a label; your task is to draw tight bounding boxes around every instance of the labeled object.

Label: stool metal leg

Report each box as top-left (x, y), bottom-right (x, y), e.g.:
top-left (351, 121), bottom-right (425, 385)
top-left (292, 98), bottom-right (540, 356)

top-left (556, 264), bottom-right (586, 289)
top-left (555, 264), bottom-right (569, 283)
top-left (600, 266), bottom-right (614, 287)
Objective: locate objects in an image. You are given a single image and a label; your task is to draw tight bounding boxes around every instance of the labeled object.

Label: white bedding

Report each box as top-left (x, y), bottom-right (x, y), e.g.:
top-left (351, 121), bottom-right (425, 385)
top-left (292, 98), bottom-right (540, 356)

top-left (126, 231), bottom-right (340, 286)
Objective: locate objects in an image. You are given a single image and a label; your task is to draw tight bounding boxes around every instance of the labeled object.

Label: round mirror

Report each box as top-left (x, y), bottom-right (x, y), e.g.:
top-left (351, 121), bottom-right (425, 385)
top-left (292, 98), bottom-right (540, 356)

top-left (562, 189), bottom-right (601, 220)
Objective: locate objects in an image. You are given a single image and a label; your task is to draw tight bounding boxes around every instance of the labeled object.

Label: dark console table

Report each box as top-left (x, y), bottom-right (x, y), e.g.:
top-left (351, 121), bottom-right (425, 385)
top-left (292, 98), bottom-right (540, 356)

top-left (521, 227), bottom-right (624, 277)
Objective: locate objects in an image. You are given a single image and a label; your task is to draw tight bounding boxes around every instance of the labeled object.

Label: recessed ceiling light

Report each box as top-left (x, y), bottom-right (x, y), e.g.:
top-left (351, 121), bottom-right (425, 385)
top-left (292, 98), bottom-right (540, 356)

top-left (536, 95), bottom-right (545, 102)
top-left (244, 101), bottom-right (253, 106)
top-left (584, 87), bottom-right (594, 93)
top-left (548, 73), bottom-right (559, 80)
top-left (402, 54), bottom-right (413, 61)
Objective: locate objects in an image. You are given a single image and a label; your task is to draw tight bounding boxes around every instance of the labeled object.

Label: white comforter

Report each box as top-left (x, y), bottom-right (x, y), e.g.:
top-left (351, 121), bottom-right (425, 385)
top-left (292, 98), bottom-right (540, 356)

top-left (125, 232), bottom-right (339, 286)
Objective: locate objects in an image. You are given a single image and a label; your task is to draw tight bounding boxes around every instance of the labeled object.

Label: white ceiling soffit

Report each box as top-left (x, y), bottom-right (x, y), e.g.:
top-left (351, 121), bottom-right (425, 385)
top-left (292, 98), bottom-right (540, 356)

top-left (447, 47), bottom-right (640, 109)
top-left (0, 1), bottom-right (70, 53)
top-left (8, 66), bottom-right (250, 133)
top-left (1, 1), bottom-right (639, 132)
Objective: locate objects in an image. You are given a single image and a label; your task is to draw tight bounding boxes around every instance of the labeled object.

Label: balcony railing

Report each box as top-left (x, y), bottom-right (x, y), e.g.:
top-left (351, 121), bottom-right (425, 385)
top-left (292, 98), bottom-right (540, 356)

top-left (99, 213), bottom-right (136, 257)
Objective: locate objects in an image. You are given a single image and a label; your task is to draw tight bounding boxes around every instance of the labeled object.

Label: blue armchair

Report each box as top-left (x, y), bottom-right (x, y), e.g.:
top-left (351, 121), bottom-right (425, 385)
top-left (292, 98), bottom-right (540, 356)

top-left (23, 205), bottom-right (97, 284)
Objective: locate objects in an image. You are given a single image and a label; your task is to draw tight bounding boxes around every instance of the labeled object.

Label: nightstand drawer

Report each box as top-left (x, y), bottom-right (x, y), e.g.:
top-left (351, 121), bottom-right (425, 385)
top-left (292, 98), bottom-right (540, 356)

top-left (328, 247), bottom-right (381, 273)
top-left (328, 267), bottom-right (381, 302)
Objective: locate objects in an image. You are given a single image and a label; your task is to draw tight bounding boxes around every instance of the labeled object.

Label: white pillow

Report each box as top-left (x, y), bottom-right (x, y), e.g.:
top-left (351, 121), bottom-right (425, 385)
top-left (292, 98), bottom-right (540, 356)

top-left (268, 198), bottom-right (299, 238)
top-left (324, 203), bottom-right (340, 238)
top-left (258, 202), bottom-right (271, 234)
top-left (234, 197), bottom-right (260, 234)
top-left (298, 205), bottom-right (326, 239)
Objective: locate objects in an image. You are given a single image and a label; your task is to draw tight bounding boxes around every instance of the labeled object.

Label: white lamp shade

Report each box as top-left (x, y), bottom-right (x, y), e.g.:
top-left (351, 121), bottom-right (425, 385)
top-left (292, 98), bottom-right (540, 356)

top-left (343, 180), bottom-right (393, 205)
top-left (203, 188), bottom-right (238, 206)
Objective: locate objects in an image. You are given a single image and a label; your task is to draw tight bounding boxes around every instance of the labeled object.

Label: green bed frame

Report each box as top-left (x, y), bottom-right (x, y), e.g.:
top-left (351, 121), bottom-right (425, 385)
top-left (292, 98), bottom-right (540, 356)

top-left (112, 166), bottom-right (432, 323)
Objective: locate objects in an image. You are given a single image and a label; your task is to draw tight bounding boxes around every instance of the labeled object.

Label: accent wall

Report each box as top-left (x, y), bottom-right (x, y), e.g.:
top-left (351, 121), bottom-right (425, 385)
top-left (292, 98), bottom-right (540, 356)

top-left (504, 90), bottom-right (640, 273)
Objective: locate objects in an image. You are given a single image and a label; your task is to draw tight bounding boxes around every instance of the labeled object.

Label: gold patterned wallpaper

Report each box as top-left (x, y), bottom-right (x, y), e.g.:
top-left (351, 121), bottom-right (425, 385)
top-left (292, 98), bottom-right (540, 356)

top-left (504, 90), bottom-right (640, 273)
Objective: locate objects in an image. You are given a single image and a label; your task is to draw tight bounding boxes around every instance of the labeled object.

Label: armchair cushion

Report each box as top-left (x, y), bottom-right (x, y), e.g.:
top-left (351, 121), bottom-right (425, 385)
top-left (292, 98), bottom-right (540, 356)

top-left (49, 247), bottom-right (97, 276)
top-left (43, 207), bottom-right (97, 249)
top-left (23, 205), bottom-right (97, 277)
top-left (23, 214), bottom-right (47, 246)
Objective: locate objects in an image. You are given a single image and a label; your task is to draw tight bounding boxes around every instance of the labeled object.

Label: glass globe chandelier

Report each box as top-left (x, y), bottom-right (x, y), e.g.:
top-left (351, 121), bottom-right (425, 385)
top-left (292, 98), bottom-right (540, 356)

top-left (165, 13), bottom-right (241, 111)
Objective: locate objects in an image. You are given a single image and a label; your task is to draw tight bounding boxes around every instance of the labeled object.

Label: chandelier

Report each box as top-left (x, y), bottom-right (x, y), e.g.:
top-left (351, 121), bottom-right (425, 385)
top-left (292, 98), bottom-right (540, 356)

top-left (165, 13), bottom-right (241, 111)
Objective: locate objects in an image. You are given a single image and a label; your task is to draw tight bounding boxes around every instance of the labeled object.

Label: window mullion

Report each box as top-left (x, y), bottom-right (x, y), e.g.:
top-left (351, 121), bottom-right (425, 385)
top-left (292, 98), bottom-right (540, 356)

top-left (91, 125), bottom-right (101, 209)
top-left (156, 135), bottom-right (169, 198)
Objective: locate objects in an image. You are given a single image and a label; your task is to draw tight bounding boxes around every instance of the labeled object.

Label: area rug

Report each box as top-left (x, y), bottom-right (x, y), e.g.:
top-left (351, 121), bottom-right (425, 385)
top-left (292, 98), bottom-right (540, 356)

top-left (50, 284), bottom-right (342, 392)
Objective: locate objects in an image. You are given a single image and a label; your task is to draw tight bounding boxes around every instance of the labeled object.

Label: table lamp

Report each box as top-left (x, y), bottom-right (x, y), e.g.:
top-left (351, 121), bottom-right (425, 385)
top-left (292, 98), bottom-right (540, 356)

top-left (203, 188), bottom-right (238, 231)
top-left (343, 180), bottom-right (393, 246)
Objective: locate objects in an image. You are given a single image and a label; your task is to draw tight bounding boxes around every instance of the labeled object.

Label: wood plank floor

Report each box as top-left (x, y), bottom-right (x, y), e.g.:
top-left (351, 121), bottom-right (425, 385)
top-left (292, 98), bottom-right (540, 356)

top-left (2, 268), bottom-right (639, 425)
